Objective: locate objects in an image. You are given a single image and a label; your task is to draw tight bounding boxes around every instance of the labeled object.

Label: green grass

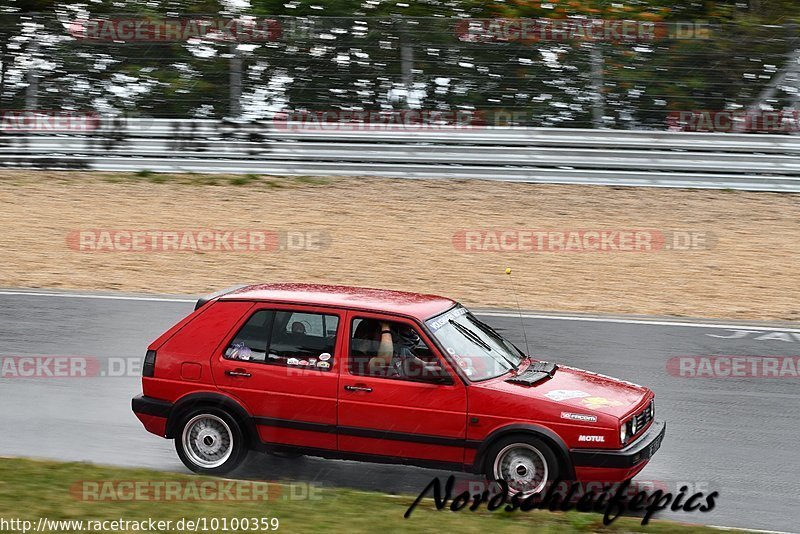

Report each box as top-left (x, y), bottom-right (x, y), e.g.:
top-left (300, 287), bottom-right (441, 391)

top-left (0, 458), bottom-right (730, 534)
top-left (190, 175), bottom-right (220, 186)
top-left (291, 176), bottom-right (331, 186)
top-left (5, 171), bottom-right (334, 189)
top-left (229, 174), bottom-right (262, 186)
top-left (263, 179), bottom-right (286, 188)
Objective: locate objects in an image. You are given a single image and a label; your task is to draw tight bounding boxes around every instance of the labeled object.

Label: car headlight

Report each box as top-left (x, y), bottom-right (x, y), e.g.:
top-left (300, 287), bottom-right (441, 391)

top-left (650, 399), bottom-right (655, 419)
top-left (630, 417), bottom-right (638, 436)
top-left (619, 424), bottom-right (628, 445)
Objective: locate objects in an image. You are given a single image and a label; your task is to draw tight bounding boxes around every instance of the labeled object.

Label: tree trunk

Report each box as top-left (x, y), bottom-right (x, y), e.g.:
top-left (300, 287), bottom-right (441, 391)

top-left (0, 40), bottom-right (8, 109)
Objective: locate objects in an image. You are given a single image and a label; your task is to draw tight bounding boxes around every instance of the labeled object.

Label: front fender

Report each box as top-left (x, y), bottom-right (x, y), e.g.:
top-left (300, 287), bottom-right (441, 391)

top-left (471, 423), bottom-right (576, 479)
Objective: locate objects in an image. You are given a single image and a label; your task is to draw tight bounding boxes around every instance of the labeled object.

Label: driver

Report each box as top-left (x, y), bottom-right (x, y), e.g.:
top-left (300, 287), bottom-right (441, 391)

top-left (368, 321), bottom-right (427, 378)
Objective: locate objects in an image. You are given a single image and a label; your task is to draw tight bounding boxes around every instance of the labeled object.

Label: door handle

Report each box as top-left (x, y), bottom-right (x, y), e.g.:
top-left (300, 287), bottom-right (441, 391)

top-left (344, 384), bottom-right (372, 393)
top-left (225, 369), bottom-right (252, 378)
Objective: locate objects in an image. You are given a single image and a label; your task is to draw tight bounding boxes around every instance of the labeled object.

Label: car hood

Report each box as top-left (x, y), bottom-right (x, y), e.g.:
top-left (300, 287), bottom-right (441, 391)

top-left (478, 362), bottom-right (650, 419)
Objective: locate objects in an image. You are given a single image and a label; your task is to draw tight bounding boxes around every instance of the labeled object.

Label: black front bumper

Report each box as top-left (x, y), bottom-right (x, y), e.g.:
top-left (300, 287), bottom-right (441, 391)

top-left (132, 394), bottom-right (173, 418)
top-left (570, 420), bottom-right (666, 469)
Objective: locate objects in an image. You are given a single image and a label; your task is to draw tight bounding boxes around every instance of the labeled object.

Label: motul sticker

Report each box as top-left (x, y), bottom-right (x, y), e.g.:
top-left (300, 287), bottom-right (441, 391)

top-left (578, 435), bottom-right (605, 442)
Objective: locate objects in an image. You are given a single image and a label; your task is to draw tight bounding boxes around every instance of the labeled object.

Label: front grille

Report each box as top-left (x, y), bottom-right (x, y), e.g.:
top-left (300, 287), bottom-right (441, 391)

top-left (635, 405), bottom-right (653, 428)
top-left (626, 399), bottom-right (654, 441)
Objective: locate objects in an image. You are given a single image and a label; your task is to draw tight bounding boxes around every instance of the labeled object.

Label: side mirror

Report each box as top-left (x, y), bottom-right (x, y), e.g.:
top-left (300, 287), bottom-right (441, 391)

top-left (423, 363), bottom-right (453, 385)
top-left (434, 375), bottom-right (454, 385)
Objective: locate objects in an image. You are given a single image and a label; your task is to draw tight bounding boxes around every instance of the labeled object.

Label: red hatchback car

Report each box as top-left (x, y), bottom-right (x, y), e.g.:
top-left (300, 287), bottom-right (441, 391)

top-left (133, 283), bottom-right (665, 495)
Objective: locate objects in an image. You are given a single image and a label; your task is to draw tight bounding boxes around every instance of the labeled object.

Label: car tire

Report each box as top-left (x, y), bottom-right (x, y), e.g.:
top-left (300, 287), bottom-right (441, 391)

top-left (484, 434), bottom-right (560, 496)
top-left (174, 407), bottom-right (248, 475)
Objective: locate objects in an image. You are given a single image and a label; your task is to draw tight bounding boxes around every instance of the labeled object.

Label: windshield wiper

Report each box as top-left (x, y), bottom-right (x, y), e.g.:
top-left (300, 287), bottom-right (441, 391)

top-left (449, 319), bottom-right (492, 352)
top-left (468, 317), bottom-right (521, 371)
top-left (451, 319), bottom-right (519, 373)
top-left (470, 317), bottom-right (502, 337)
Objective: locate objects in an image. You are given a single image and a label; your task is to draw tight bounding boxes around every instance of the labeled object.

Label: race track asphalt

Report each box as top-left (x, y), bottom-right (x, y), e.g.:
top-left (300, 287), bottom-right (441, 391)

top-left (0, 290), bottom-right (798, 532)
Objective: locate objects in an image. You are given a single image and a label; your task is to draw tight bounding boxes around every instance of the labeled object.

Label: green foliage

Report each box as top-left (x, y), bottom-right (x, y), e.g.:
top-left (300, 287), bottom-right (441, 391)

top-left (1, 2), bottom-right (800, 128)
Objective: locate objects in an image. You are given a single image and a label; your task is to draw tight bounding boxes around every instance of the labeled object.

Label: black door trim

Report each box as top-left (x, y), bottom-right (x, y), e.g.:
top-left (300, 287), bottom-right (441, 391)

top-left (253, 416), bottom-right (477, 448)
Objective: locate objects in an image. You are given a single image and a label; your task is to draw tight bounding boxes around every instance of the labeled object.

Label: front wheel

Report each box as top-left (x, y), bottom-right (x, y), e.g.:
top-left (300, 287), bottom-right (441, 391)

top-left (485, 435), bottom-right (560, 496)
top-left (174, 408), bottom-right (248, 475)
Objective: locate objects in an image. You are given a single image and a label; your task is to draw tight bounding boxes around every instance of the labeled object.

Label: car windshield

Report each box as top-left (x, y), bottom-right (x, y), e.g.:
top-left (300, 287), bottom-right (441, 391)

top-left (425, 305), bottom-right (526, 381)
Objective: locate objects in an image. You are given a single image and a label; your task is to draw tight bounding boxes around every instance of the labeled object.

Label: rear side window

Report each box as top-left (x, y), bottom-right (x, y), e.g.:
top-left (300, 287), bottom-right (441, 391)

top-left (225, 310), bottom-right (274, 362)
top-left (225, 309), bottom-right (339, 371)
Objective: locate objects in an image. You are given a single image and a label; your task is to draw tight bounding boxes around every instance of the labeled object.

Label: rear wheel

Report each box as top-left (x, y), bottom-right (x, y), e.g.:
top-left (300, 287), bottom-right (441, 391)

top-left (485, 435), bottom-right (560, 496)
top-left (174, 408), bottom-right (248, 475)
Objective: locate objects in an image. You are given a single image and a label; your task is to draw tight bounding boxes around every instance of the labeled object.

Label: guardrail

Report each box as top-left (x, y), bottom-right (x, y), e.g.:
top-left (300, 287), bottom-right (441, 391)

top-left (2, 118), bottom-right (800, 192)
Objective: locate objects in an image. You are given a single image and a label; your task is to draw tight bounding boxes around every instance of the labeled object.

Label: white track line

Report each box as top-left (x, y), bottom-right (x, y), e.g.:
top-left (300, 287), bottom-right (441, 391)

top-left (478, 311), bottom-right (800, 333)
top-left (710, 526), bottom-right (797, 534)
top-left (0, 290), bottom-right (194, 304)
top-left (0, 289), bottom-right (798, 332)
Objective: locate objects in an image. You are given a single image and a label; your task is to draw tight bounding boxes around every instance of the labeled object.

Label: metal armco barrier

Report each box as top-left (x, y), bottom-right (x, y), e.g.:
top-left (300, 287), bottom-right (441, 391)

top-left (2, 118), bottom-right (800, 192)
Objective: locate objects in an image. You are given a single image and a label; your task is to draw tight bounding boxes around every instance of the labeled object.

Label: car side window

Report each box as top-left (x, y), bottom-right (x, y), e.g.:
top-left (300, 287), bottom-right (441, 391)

top-left (283, 312), bottom-right (326, 336)
top-left (349, 317), bottom-right (448, 383)
top-left (225, 309), bottom-right (339, 371)
top-left (225, 310), bottom-right (274, 362)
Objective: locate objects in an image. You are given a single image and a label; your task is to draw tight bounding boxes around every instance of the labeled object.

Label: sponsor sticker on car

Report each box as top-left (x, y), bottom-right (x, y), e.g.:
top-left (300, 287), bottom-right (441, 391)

top-left (426, 307), bottom-right (469, 331)
top-left (561, 411), bottom-right (598, 423)
top-left (581, 396), bottom-right (625, 409)
top-left (545, 390), bottom-right (590, 402)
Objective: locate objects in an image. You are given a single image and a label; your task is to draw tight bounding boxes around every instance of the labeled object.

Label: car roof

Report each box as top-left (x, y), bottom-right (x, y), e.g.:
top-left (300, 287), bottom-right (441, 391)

top-left (219, 283), bottom-right (457, 320)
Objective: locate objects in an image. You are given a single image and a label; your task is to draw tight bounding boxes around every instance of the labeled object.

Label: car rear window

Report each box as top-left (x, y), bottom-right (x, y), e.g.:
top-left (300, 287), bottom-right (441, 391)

top-left (225, 309), bottom-right (339, 371)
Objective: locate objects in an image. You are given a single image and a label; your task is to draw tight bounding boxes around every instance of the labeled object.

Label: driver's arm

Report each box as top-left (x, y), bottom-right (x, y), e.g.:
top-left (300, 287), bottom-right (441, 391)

top-left (368, 322), bottom-right (394, 372)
